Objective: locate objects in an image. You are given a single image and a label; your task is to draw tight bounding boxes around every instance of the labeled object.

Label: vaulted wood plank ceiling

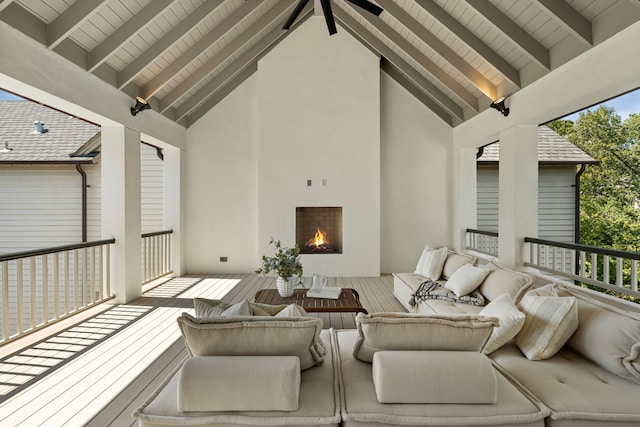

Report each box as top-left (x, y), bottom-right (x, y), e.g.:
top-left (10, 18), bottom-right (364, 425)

top-left (1, 0), bottom-right (638, 128)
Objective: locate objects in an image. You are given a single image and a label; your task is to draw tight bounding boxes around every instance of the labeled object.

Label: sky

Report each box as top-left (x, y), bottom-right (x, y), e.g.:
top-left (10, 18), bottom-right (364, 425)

top-left (0, 90), bottom-right (23, 100)
top-left (1, 86), bottom-right (638, 120)
top-left (561, 88), bottom-right (640, 122)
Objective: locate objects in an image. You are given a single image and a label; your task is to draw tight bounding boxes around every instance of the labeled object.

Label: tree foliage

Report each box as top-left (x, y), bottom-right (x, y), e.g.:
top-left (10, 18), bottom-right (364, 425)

top-left (549, 108), bottom-right (640, 302)
top-left (549, 107), bottom-right (640, 252)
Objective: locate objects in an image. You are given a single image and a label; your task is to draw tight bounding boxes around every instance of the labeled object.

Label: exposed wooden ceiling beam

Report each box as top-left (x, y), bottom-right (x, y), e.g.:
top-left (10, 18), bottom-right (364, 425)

top-left (185, 62), bottom-right (258, 127)
top-left (117, 0), bottom-right (225, 89)
top-left (465, 0), bottom-right (550, 70)
top-left (87, 0), bottom-right (175, 72)
top-left (159, 1), bottom-right (296, 113)
top-left (186, 5), bottom-right (314, 126)
top-left (0, 2), bottom-right (46, 44)
top-left (0, 0), bottom-right (16, 14)
top-left (334, 8), bottom-right (465, 120)
top-left (143, 0), bottom-right (264, 100)
top-left (413, 0), bottom-right (520, 92)
top-left (381, 59), bottom-right (454, 126)
top-left (377, 0), bottom-right (506, 98)
top-left (47, 0), bottom-right (108, 50)
top-left (175, 6), bottom-right (312, 121)
top-left (534, 0), bottom-right (592, 47)
top-left (339, 1), bottom-right (480, 110)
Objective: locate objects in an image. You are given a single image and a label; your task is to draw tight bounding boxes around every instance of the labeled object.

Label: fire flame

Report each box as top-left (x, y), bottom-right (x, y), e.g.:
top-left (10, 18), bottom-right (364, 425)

top-left (308, 228), bottom-right (329, 248)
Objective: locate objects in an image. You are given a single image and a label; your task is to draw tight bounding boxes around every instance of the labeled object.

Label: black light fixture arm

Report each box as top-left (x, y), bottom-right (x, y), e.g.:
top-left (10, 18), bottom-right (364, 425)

top-left (131, 96), bottom-right (151, 116)
top-left (490, 96), bottom-right (510, 117)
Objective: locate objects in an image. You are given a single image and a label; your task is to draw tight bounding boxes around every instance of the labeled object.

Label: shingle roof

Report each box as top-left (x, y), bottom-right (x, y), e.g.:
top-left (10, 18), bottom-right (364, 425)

top-left (0, 100), bottom-right (99, 163)
top-left (477, 126), bottom-right (597, 164)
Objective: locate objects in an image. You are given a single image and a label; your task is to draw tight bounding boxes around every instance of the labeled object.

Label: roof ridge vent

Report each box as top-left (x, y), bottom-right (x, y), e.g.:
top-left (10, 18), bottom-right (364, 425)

top-left (33, 121), bottom-right (48, 134)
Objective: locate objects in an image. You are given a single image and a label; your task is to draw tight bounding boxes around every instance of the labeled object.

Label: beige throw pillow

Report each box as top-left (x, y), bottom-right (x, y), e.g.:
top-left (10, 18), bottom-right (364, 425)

top-left (515, 285), bottom-right (578, 360)
top-left (480, 293), bottom-right (526, 353)
top-left (445, 264), bottom-right (490, 297)
top-left (479, 260), bottom-right (533, 304)
top-left (221, 300), bottom-right (251, 316)
top-left (414, 245), bottom-right (448, 281)
top-left (352, 312), bottom-right (498, 362)
top-left (275, 303), bottom-right (308, 317)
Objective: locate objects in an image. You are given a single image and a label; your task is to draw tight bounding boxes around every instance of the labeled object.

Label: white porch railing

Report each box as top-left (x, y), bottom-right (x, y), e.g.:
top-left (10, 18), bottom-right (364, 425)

top-left (0, 238), bottom-right (115, 345)
top-left (525, 237), bottom-right (640, 299)
top-left (465, 228), bottom-right (499, 257)
top-left (141, 229), bottom-right (173, 284)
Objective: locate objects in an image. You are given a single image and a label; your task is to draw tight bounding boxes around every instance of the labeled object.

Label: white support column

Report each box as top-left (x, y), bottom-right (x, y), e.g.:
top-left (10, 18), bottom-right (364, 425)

top-left (163, 145), bottom-right (185, 276)
top-left (101, 124), bottom-right (142, 303)
top-left (452, 146), bottom-right (478, 252)
top-left (498, 125), bottom-right (538, 268)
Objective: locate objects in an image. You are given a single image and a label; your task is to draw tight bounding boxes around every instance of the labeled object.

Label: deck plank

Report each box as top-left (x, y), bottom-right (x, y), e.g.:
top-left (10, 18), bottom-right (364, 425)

top-left (0, 274), bottom-right (404, 426)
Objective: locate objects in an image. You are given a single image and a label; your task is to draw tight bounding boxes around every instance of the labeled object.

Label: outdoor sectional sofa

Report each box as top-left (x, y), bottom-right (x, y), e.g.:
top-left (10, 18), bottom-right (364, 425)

top-left (134, 247), bottom-right (640, 427)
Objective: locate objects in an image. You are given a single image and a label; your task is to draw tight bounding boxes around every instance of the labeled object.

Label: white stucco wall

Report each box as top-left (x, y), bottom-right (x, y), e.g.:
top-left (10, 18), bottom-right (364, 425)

top-left (183, 18), bottom-right (454, 276)
top-left (257, 17), bottom-right (380, 276)
top-left (185, 76), bottom-right (259, 274)
top-left (380, 73), bottom-right (453, 273)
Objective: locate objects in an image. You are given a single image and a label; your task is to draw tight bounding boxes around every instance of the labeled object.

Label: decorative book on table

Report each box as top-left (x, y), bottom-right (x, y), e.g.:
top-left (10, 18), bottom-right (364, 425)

top-left (307, 287), bottom-right (342, 299)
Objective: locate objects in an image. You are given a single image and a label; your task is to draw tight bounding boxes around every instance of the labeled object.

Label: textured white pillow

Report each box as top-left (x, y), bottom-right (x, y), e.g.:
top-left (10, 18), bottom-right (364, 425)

top-left (275, 303), bottom-right (308, 318)
top-left (414, 246), bottom-right (448, 281)
top-left (480, 294), bottom-right (526, 354)
top-left (221, 300), bottom-right (251, 317)
top-left (445, 264), bottom-right (490, 297)
top-left (516, 286), bottom-right (578, 360)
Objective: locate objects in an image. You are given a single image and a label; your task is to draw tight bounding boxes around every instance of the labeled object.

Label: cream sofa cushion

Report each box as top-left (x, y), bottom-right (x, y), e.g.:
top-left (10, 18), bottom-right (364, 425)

top-left (516, 285), bottom-right (578, 360)
top-left (133, 330), bottom-right (341, 426)
top-left (414, 245), bottom-right (448, 280)
top-left (555, 283), bottom-right (640, 381)
top-left (352, 312), bottom-right (498, 362)
top-left (445, 264), bottom-right (491, 297)
top-left (372, 351), bottom-right (497, 404)
top-left (480, 293), bottom-right (526, 354)
top-left (177, 313), bottom-right (325, 370)
top-left (178, 356), bottom-right (300, 412)
top-left (491, 343), bottom-right (640, 426)
top-left (479, 260), bottom-right (533, 303)
top-left (336, 330), bottom-right (549, 427)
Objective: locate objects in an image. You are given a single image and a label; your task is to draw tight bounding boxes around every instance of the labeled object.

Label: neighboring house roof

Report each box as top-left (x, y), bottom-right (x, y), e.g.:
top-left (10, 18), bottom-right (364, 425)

top-left (477, 126), bottom-right (598, 165)
top-left (0, 100), bottom-right (100, 164)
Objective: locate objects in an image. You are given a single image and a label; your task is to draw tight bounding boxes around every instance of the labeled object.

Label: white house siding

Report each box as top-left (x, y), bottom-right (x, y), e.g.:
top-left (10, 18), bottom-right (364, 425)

top-left (477, 165), bottom-right (577, 243)
top-left (140, 143), bottom-right (164, 233)
top-left (538, 167), bottom-right (576, 244)
top-left (0, 143), bottom-right (163, 336)
top-left (0, 164), bottom-right (101, 253)
top-left (477, 168), bottom-right (499, 233)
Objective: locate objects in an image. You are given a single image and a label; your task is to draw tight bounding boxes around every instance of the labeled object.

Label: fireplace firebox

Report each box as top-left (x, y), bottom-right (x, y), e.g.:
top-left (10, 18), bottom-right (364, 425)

top-left (296, 207), bottom-right (342, 254)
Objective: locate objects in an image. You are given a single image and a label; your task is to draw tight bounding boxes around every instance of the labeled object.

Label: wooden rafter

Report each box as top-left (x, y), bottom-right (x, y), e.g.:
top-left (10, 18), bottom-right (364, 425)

top-left (117, 0), bottom-right (226, 89)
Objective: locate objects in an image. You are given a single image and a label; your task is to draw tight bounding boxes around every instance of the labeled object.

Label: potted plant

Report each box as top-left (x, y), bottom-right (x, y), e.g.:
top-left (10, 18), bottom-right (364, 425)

top-left (256, 239), bottom-right (303, 297)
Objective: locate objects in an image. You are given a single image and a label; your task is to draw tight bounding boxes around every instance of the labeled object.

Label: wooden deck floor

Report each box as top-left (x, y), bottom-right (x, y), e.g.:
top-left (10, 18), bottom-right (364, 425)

top-left (0, 274), bottom-right (405, 426)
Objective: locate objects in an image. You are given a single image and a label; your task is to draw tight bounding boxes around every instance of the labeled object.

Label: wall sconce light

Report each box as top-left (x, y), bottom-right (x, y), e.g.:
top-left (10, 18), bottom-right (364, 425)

top-left (490, 97), bottom-right (510, 116)
top-left (130, 97), bottom-right (151, 116)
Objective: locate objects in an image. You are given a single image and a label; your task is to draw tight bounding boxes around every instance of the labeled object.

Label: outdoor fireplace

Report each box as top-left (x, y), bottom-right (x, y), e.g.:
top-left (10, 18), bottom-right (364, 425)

top-left (296, 207), bottom-right (342, 254)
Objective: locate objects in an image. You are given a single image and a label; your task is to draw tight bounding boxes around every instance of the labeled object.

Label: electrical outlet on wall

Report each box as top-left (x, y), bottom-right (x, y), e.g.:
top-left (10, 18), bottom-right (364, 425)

top-left (220, 256), bottom-right (228, 262)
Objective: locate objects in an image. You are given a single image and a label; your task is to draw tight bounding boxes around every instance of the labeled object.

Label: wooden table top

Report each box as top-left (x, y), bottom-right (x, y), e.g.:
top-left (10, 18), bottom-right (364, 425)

top-left (253, 288), bottom-right (368, 314)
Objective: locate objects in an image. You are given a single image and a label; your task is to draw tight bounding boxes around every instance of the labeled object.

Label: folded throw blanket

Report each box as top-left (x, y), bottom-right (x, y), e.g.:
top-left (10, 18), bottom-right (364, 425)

top-left (409, 280), bottom-right (486, 307)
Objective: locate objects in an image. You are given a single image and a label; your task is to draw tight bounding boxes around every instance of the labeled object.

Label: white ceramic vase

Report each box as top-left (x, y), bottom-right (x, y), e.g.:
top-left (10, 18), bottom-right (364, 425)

top-left (276, 276), bottom-right (295, 297)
